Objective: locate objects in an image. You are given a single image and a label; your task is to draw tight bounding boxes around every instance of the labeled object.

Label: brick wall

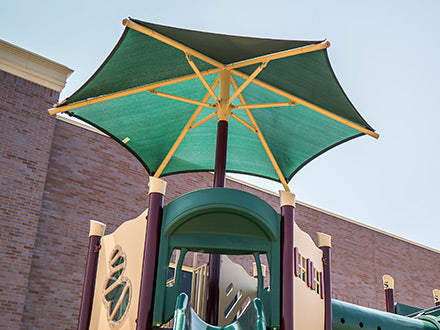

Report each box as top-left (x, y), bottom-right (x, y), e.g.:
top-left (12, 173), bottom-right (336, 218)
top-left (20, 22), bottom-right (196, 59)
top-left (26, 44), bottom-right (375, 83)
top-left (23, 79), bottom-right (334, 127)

top-left (2, 69), bottom-right (440, 328)
top-left (0, 71), bottom-right (59, 328)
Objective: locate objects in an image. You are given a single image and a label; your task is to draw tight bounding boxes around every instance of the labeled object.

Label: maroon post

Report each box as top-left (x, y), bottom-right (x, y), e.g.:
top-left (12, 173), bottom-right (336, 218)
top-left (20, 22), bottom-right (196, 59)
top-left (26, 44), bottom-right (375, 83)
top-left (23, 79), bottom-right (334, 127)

top-left (206, 119), bottom-right (228, 325)
top-left (136, 177), bottom-right (167, 330)
top-left (433, 289), bottom-right (440, 306)
top-left (383, 275), bottom-right (395, 313)
top-left (213, 120), bottom-right (228, 187)
top-left (280, 191), bottom-right (295, 330)
top-left (77, 220), bottom-right (106, 330)
top-left (318, 233), bottom-right (332, 330)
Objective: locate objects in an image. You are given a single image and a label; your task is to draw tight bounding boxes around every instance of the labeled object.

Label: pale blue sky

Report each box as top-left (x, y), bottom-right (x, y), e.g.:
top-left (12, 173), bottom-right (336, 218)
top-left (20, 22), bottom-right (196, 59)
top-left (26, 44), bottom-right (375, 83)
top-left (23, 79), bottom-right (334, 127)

top-left (2, 0), bottom-right (440, 249)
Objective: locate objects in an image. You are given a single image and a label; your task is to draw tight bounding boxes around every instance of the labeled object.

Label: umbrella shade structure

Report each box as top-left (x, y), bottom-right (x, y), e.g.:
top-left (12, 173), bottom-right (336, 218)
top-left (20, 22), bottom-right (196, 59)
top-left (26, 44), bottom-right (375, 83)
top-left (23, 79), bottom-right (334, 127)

top-left (50, 18), bottom-right (378, 190)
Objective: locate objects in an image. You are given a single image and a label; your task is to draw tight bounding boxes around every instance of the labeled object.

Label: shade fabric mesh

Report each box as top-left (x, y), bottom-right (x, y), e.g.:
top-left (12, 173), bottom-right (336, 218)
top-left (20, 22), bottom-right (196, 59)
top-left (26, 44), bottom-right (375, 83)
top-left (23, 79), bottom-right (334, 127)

top-left (63, 19), bottom-right (375, 183)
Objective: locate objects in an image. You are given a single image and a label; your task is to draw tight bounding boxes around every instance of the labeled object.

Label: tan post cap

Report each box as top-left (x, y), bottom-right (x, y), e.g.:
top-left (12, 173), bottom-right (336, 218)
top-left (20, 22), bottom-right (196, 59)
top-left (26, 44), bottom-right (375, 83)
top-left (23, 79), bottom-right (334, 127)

top-left (148, 176), bottom-right (167, 195)
top-left (89, 220), bottom-right (106, 237)
top-left (433, 289), bottom-right (440, 304)
top-left (383, 275), bottom-right (394, 290)
top-left (279, 190), bottom-right (295, 207)
top-left (317, 232), bottom-right (332, 248)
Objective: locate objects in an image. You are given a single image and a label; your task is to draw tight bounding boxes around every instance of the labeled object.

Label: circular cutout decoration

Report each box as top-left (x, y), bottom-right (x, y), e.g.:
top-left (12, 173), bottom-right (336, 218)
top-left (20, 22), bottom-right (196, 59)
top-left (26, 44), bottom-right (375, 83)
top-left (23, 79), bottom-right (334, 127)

top-left (103, 246), bottom-right (132, 326)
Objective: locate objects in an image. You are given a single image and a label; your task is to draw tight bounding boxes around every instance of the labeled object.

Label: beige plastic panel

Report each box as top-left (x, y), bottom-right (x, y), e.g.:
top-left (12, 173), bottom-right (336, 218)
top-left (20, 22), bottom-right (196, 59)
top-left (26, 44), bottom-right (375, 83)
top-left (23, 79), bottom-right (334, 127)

top-left (89, 208), bottom-right (148, 329)
top-left (294, 222), bottom-right (325, 330)
top-left (218, 255), bottom-right (258, 326)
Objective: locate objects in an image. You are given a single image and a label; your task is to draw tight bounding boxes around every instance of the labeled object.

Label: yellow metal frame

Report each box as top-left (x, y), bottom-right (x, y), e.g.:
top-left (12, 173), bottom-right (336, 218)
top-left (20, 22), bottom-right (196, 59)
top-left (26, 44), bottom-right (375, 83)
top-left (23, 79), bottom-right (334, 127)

top-left (226, 41), bottom-right (330, 70)
top-left (232, 102), bottom-right (293, 110)
top-left (229, 62), bottom-right (267, 103)
top-left (154, 77), bottom-right (220, 178)
top-left (231, 70), bottom-right (379, 139)
top-left (230, 113), bottom-right (256, 133)
top-left (149, 89), bottom-right (215, 108)
top-left (230, 76), bottom-right (290, 191)
top-left (186, 54), bottom-right (219, 103)
top-left (48, 68), bottom-right (221, 115)
top-left (122, 19), bottom-right (225, 70)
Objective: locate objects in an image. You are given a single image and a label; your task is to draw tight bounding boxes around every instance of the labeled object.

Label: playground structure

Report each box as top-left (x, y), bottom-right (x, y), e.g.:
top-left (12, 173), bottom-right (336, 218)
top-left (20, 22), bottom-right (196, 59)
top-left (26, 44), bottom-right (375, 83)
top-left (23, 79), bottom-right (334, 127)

top-left (48, 18), bottom-right (440, 329)
top-left (79, 184), bottom-right (440, 330)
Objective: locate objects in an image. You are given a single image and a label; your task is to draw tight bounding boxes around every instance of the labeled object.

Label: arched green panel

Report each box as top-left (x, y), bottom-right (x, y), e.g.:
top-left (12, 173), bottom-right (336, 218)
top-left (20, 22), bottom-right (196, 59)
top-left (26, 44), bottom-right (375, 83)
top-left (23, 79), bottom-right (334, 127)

top-left (153, 188), bottom-right (281, 328)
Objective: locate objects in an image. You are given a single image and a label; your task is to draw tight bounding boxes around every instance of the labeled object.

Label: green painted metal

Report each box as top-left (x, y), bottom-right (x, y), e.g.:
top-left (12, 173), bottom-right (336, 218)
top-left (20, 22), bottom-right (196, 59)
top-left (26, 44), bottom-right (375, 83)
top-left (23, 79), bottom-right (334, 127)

top-left (332, 299), bottom-right (440, 330)
top-left (152, 188), bottom-right (281, 328)
top-left (61, 19), bottom-right (376, 184)
top-left (173, 293), bottom-right (266, 330)
top-left (396, 302), bottom-right (424, 317)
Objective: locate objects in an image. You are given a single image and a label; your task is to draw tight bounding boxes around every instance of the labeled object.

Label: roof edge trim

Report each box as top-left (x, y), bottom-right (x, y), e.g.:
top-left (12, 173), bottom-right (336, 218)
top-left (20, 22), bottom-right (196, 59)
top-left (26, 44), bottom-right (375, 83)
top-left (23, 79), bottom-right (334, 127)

top-left (0, 39), bottom-right (73, 92)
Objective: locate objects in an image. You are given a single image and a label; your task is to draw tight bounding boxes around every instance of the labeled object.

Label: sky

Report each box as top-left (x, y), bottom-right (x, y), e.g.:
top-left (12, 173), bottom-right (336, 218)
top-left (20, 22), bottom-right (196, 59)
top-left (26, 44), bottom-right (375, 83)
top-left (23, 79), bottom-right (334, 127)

top-left (2, 0), bottom-right (440, 249)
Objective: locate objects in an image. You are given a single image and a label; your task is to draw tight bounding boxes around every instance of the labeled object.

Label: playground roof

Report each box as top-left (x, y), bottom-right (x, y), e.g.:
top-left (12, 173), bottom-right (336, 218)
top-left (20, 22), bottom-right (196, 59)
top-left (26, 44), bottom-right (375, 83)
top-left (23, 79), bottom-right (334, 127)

top-left (50, 18), bottom-right (377, 189)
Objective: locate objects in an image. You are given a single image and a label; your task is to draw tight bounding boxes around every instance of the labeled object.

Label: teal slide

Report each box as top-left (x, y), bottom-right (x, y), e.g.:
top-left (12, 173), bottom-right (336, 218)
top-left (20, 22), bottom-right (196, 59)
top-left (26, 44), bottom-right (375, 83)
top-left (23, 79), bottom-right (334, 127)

top-left (172, 293), bottom-right (266, 330)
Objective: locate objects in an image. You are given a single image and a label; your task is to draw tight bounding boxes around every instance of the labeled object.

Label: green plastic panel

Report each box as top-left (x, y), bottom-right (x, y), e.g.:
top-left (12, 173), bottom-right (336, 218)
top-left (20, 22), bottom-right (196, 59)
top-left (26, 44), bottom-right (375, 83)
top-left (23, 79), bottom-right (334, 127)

top-left (396, 302), bottom-right (424, 317)
top-left (332, 299), bottom-right (439, 330)
top-left (153, 188), bottom-right (281, 328)
top-left (173, 293), bottom-right (266, 330)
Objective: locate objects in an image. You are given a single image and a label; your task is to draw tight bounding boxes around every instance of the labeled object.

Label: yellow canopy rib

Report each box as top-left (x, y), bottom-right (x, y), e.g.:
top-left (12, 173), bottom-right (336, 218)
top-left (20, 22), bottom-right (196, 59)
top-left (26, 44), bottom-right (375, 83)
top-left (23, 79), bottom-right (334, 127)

top-left (232, 102), bottom-right (293, 110)
top-left (190, 112), bottom-right (217, 130)
top-left (230, 76), bottom-right (290, 191)
top-left (123, 19), bottom-right (226, 70)
top-left (230, 113), bottom-right (257, 133)
top-left (229, 62), bottom-right (267, 103)
top-left (154, 77), bottom-right (221, 178)
top-left (48, 68), bottom-right (221, 115)
top-left (186, 54), bottom-right (219, 103)
top-left (150, 90), bottom-right (216, 108)
top-left (227, 41), bottom-right (330, 70)
top-left (231, 70), bottom-right (380, 139)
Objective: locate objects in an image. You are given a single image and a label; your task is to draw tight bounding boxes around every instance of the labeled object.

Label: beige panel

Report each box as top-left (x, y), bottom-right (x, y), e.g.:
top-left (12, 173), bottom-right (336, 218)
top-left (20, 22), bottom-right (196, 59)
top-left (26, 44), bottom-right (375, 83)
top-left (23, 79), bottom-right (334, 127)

top-left (89, 208), bottom-right (148, 329)
top-left (294, 223), bottom-right (325, 330)
top-left (218, 256), bottom-right (258, 326)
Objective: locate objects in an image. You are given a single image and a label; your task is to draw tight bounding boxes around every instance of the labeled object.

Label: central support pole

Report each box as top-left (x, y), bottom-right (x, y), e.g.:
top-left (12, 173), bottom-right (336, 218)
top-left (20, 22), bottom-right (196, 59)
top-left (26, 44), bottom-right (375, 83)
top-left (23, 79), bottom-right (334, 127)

top-left (206, 70), bottom-right (230, 325)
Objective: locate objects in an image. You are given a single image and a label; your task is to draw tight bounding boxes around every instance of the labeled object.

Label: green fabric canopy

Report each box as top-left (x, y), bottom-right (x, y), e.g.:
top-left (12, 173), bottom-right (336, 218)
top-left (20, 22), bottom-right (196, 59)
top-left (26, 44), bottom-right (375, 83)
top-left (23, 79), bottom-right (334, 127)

top-left (57, 18), bottom-right (376, 184)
